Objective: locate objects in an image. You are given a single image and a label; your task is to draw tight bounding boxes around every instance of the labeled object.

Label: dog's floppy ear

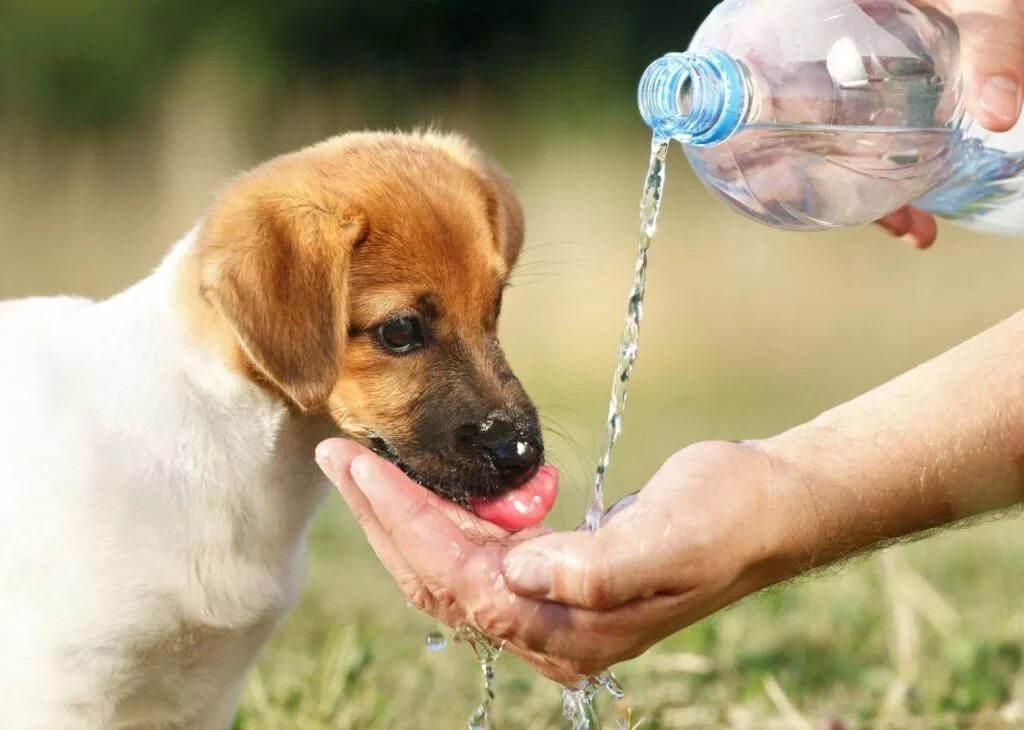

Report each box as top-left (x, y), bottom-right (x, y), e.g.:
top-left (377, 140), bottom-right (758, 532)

top-left (476, 159), bottom-right (525, 268)
top-left (196, 182), bottom-right (367, 412)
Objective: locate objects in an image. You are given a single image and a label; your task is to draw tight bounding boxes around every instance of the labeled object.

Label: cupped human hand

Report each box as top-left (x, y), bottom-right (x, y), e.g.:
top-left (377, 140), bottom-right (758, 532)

top-left (878, 0), bottom-right (1024, 248)
top-left (315, 438), bottom-right (784, 681)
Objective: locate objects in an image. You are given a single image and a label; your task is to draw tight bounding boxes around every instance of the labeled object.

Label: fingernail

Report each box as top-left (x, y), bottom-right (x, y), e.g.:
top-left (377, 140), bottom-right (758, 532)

top-left (900, 233), bottom-right (922, 248)
top-left (503, 550), bottom-right (552, 595)
top-left (314, 442), bottom-right (336, 480)
top-left (980, 75), bottom-right (1021, 126)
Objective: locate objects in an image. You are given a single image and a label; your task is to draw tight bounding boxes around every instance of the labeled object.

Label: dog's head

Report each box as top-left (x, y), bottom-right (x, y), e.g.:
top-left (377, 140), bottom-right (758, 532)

top-left (185, 131), bottom-right (554, 527)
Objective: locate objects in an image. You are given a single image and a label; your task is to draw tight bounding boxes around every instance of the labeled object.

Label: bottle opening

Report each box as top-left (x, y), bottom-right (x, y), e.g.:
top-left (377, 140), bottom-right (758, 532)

top-left (678, 75), bottom-right (695, 117)
top-left (638, 49), bottom-right (748, 146)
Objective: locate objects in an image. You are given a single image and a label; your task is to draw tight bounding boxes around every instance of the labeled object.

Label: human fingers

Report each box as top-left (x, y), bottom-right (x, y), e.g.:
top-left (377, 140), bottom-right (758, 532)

top-left (948, 0), bottom-right (1024, 131)
top-left (315, 438), bottom-right (444, 614)
top-left (875, 206), bottom-right (938, 249)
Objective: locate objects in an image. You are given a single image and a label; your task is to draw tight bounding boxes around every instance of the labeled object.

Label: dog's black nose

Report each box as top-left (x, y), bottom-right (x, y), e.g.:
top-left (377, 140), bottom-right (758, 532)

top-left (486, 437), bottom-right (542, 484)
top-left (460, 419), bottom-right (542, 486)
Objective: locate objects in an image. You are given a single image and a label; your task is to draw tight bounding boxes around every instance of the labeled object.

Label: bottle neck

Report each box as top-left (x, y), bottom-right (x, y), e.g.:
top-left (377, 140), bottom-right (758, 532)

top-left (638, 49), bottom-right (749, 146)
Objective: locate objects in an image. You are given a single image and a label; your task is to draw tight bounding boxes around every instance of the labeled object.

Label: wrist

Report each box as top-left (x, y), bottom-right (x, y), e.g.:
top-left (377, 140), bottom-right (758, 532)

top-left (755, 422), bottom-right (907, 583)
top-left (752, 421), bottom-right (923, 583)
top-left (753, 416), bottom-right (957, 580)
top-left (736, 435), bottom-right (829, 589)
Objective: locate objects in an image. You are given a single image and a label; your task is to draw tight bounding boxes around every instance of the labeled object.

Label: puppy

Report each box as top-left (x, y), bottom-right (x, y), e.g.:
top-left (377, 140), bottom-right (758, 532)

top-left (0, 131), bottom-right (559, 729)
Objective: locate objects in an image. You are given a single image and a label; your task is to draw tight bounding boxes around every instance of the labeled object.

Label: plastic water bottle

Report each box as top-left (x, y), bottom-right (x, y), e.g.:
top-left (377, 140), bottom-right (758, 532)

top-left (638, 0), bottom-right (1024, 236)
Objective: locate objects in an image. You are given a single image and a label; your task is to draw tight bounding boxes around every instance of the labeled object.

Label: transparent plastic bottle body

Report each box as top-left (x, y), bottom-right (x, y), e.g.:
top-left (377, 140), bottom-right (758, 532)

top-left (639, 0), bottom-right (1024, 235)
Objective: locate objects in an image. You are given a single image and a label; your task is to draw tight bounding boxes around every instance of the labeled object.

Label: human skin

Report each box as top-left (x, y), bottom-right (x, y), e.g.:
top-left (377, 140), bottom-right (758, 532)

top-left (315, 307), bottom-right (1024, 682)
top-left (877, 0), bottom-right (1024, 248)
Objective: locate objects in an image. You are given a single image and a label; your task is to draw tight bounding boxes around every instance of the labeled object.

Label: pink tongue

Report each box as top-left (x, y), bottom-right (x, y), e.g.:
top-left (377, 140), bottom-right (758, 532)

top-left (468, 465), bottom-right (559, 531)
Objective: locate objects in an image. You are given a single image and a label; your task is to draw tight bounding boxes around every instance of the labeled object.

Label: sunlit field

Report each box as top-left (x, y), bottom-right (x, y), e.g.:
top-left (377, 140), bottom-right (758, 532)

top-left (3, 72), bottom-right (1023, 727)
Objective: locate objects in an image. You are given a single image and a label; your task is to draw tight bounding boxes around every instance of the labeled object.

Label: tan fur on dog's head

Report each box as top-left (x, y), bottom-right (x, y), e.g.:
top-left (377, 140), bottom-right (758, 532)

top-left (179, 130), bottom-right (541, 503)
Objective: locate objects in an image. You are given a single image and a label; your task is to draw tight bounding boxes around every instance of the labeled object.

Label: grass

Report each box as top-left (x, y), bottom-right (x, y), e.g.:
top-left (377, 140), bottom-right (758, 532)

top-left (3, 81), bottom-right (1024, 727)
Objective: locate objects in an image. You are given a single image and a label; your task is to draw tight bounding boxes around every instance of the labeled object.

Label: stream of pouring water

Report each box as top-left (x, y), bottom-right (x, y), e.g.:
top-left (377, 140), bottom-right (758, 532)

top-left (562, 136), bottom-right (670, 729)
top-left (584, 136), bottom-right (670, 532)
top-left (458, 626), bottom-right (504, 730)
top-left (432, 136), bottom-right (671, 730)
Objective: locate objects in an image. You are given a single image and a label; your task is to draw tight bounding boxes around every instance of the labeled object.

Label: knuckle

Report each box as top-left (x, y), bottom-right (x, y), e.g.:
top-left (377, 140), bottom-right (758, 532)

top-left (403, 584), bottom-right (431, 611)
top-left (958, 13), bottom-right (1024, 60)
top-left (669, 440), bottom-right (743, 469)
top-left (579, 543), bottom-right (615, 609)
top-left (468, 603), bottom-right (514, 640)
top-left (432, 587), bottom-right (458, 615)
top-left (352, 509), bottom-right (378, 532)
top-left (662, 445), bottom-right (699, 472)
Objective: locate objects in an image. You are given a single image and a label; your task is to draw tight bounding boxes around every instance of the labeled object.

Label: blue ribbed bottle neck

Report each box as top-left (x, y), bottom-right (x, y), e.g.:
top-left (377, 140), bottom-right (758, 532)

top-left (638, 49), bottom-right (749, 146)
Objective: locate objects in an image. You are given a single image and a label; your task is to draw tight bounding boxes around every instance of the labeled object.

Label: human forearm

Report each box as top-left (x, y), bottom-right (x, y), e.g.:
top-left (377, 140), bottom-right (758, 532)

top-left (760, 309), bottom-right (1024, 577)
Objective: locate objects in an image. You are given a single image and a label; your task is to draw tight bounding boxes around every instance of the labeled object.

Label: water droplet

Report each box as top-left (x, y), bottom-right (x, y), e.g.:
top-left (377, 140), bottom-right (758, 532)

top-left (424, 631), bottom-right (447, 652)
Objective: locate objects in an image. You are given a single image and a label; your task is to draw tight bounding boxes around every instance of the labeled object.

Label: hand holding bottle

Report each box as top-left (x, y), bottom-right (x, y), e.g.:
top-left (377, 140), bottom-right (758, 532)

top-left (640, 0), bottom-right (1024, 240)
top-left (877, 0), bottom-right (1024, 248)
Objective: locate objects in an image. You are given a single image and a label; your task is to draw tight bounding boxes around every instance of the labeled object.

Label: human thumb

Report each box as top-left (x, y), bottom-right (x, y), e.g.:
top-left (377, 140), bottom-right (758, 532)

top-left (950, 0), bottom-right (1024, 131)
top-left (503, 526), bottom-right (677, 610)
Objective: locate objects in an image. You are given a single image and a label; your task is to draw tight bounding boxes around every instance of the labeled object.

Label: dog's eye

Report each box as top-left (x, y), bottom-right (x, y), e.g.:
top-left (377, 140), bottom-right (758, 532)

top-left (376, 316), bottom-right (425, 353)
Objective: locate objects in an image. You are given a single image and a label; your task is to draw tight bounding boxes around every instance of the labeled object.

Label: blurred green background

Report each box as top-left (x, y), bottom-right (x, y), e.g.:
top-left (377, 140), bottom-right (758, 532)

top-left (2, 2), bottom-right (1023, 728)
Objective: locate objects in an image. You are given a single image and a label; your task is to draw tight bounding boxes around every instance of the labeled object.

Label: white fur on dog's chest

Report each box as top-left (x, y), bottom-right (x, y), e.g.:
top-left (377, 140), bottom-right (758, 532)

top-left (0, 238), bottom-right (333, 729)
